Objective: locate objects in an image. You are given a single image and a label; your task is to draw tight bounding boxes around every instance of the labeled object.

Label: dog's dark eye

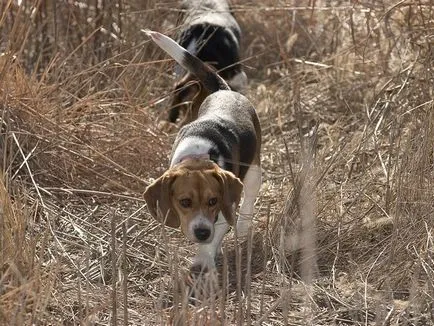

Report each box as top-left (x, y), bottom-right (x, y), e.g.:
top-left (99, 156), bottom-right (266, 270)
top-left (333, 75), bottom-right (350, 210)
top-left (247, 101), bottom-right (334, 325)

top-left (208, 197), bottom-right (218, 206)
top-left (179, 198), bottom-right (192, 208)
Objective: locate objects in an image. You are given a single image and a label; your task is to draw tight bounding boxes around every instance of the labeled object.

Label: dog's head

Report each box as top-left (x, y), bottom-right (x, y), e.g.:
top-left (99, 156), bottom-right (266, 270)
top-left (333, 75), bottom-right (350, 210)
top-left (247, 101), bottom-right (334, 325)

top-left (169, 74), bottom-right (209, 125)
top-left (144, 159), bottom-right (243, 243)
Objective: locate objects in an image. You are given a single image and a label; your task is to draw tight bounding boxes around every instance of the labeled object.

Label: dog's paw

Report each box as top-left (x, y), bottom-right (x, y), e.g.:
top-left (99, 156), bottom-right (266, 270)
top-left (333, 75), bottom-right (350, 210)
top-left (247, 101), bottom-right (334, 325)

top-left (190, 255), bottom-right (215, 277)
top-left (190, 262), bottom-right (210, 277)
top-left (187, 261), bottom-right (219, 304)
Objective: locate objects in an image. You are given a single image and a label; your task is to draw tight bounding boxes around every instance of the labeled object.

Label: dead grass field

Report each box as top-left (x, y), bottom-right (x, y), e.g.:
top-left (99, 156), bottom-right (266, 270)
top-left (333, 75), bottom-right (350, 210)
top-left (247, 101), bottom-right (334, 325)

top-left (1, 0), bottom-right (433, 325)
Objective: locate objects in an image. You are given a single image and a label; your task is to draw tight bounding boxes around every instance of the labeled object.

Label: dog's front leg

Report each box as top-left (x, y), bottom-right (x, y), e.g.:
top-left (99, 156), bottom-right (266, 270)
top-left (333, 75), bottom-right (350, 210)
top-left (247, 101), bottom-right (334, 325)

top-left (191, 213), bottom-right (229, 274)
top-left (237, 165), bottom-right (261, 237)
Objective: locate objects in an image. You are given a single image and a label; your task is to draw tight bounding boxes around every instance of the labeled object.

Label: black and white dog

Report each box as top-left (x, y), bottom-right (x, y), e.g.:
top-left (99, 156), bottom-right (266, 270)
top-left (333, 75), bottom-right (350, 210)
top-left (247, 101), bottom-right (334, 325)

top-left (168, 0), bottom-right (247, 125)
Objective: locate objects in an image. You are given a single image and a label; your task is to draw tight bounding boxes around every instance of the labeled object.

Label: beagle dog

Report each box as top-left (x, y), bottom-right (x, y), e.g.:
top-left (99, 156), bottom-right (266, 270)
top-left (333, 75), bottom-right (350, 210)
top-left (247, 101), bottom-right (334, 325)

top-left (144, 30), bottom-right (261, 272)
top-left (168, 0), bottom-right (247, 126)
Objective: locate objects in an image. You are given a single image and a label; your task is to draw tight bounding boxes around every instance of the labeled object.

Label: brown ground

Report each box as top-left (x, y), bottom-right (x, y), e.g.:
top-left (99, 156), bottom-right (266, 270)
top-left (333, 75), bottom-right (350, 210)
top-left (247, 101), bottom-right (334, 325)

top-left (1, 1), bottom-right (433, 325)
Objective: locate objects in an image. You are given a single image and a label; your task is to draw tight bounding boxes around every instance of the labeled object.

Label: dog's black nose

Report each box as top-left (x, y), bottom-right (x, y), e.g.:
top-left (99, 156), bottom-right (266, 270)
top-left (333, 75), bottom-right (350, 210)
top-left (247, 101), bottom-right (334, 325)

top-left (194, 227), bottom-right (211, 241)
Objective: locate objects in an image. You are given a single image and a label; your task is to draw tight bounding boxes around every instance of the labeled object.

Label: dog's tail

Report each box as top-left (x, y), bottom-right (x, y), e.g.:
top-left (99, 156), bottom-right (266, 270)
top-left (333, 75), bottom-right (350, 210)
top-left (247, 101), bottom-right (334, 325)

top-left (144, 30), bottom-right (230, 93)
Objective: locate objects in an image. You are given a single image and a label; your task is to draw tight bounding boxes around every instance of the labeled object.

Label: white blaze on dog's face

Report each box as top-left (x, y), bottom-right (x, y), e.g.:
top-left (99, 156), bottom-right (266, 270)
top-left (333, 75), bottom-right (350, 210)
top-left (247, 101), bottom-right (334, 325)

top-left (170, 169), bottom-right (221, 243)
top-left (143, 160), bottom-right (243, 243)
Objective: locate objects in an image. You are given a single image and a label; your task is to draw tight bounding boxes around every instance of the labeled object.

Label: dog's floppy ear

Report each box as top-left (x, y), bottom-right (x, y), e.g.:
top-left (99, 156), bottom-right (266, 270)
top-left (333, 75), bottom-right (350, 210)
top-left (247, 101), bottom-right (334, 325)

top-left (169, 75), bottom-right (200, 123)
top-left (213, 169), bottom-right (243, 226)
top-left (144, 172), bottom-right (180, 228)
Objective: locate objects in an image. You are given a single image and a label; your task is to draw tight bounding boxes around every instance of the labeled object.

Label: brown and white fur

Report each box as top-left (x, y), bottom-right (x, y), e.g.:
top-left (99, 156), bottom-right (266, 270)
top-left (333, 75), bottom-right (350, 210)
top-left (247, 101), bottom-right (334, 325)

top-left (167, 0), bottom-right (247, 126)
top-left (144, 30), bottom-right (261, 272)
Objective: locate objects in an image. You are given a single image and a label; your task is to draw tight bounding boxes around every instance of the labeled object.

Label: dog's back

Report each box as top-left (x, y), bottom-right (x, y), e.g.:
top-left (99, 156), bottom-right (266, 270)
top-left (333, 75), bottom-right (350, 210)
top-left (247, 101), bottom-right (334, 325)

top-left (145, 30), bottom-right (230, 93)
top-left (176, 90), bottom-right (261, 179)
top-left (179, 0), bottom-right (239, 34)
top-left (177, 0), bottom-right (243, 82)
top-left (177, 25), bottom-right (240, 81)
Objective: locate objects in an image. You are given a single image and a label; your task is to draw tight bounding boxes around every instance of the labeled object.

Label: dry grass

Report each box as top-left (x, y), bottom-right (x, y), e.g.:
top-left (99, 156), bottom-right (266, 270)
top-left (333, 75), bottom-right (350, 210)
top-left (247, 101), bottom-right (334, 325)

top-left (1, 0), bottom-right (433, 325)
